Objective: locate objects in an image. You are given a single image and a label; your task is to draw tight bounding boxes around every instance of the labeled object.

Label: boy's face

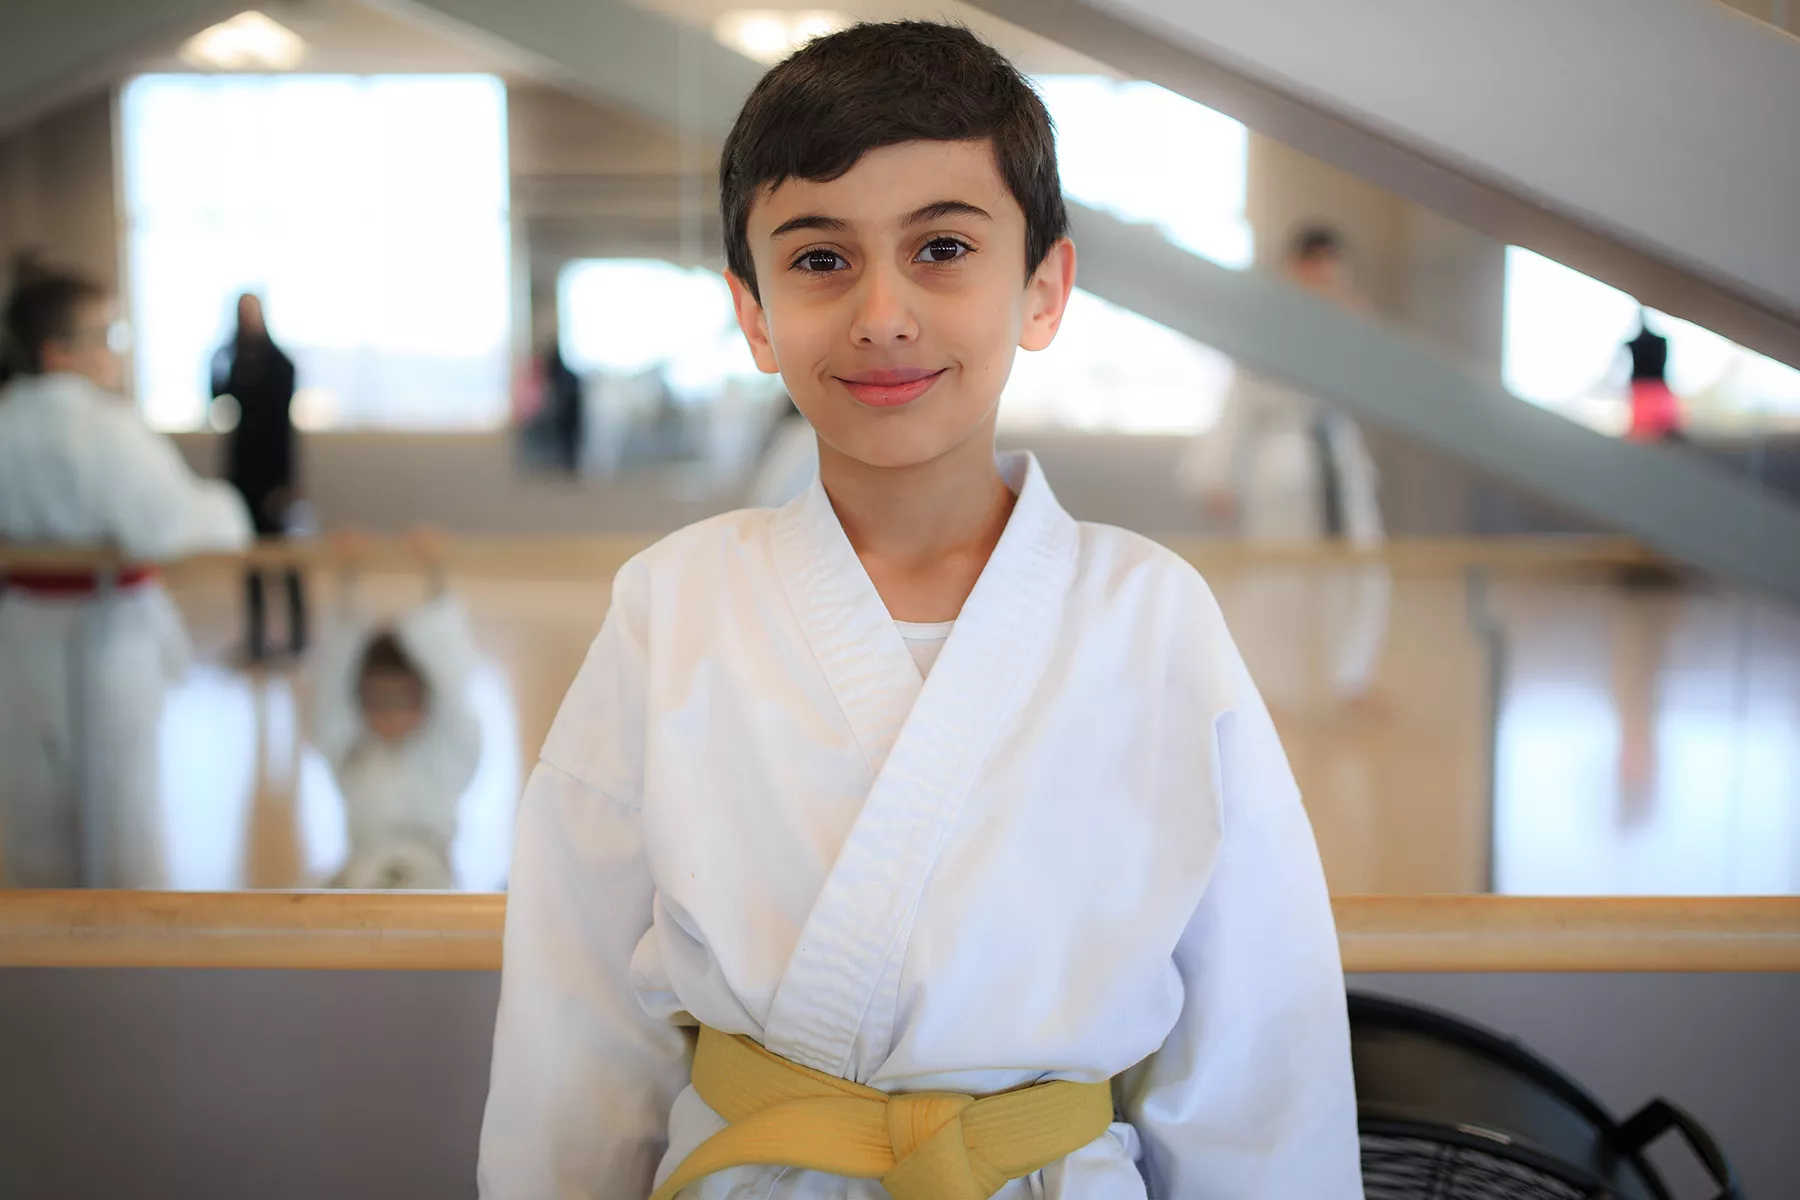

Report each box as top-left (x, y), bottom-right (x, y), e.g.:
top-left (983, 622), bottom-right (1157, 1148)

top-left (360, 671), bottom-right (426, 744)
top-left (1289, 249), bottom-right (1346, 296)
top-left (728, 139), bottom-right (1075, 472)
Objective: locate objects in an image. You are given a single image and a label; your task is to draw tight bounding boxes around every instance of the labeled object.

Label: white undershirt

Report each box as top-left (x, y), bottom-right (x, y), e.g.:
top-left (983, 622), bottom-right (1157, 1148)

top-left (894, 619), bottom-right (954, 678)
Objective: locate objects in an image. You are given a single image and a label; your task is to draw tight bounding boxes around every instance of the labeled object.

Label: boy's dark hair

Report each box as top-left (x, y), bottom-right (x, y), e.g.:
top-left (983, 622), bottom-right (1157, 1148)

top-left (1289, 225), bottom-right (1345, 263)
top-left (359, 632), bottom-right (424, 689)
top-left (2, 262), bottom-right (106, 376)
top-left (719, 21), bottom-right (1067, 301)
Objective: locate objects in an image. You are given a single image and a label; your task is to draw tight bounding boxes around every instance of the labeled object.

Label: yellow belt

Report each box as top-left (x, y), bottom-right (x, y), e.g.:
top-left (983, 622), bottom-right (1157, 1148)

top-left (649, 1025), bottom-right (1115, 1200)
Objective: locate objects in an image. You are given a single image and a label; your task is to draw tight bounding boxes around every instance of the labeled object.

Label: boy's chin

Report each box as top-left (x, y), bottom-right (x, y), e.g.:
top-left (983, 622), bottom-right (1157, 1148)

top-left (822, 416), bottom-right (996, 474)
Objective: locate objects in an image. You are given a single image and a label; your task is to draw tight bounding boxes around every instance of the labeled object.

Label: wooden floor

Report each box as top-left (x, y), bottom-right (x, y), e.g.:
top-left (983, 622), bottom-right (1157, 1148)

top-left (150, 562), bottom-right (1800, 896)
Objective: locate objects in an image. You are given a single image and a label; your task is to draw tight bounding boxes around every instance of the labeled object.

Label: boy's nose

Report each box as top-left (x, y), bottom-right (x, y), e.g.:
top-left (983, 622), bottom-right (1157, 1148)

top-left (850, 263), bottom-right (919, 347)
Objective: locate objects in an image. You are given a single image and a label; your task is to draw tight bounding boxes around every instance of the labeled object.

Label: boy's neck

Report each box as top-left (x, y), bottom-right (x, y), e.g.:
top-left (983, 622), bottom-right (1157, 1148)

top-left (818, 425), bottom-right (1014, 624)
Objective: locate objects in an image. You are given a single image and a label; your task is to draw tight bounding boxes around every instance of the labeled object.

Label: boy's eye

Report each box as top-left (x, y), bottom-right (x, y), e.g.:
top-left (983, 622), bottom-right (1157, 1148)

top-left (915, 237), bottom-right (971, 265)
top-left (793, 249), bottom-right (849, 273)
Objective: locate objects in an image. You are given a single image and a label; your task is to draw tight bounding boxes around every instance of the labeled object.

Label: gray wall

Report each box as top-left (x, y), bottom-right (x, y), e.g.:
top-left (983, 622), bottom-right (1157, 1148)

top-left (0, 89), bottom-right (121, 291)
top-left (0, 966), bottom-right (1792, 1198)
top-left (0, 968), bottom-right (496, 1200)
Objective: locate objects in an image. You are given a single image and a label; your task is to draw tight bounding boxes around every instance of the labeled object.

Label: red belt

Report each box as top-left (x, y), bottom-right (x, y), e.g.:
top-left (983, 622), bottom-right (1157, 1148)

top-left (4, 566), bottom-right (159, 595)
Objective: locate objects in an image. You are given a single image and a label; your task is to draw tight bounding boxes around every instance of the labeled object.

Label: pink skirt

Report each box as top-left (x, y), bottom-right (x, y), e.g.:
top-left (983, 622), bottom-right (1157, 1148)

top-left (1628, 380), bottom-right (1681, 440)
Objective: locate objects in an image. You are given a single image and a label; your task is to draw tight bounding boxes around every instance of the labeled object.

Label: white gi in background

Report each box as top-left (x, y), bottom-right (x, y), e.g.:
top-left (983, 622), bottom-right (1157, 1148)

top-left (480, 452), bottom-right (1361, 1199)
top-left (0, 371), bottom-right (251, 887)
top-left (1179, 371), bottom-right (1390, 710)
top-left (745, 408), bottom-right (820, 509)
top-left (308, 593), bottom-right (482, 889)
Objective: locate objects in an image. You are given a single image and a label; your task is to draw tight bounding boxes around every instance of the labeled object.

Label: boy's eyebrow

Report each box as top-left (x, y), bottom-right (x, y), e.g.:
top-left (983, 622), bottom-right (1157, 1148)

top-left (905, 199), bottom-right (992, 225)
top-left (769, 213), bottom-right (850, 240)
top-left (767, 200), bottom-right (993, 241)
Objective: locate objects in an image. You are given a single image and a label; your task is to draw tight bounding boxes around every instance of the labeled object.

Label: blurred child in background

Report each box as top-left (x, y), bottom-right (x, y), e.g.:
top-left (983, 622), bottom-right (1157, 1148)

top-left (308, 530), bottom-right (481, 889)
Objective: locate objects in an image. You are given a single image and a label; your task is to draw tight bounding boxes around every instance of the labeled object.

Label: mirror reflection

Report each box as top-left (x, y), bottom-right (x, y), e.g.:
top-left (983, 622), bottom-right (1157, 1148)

top-left (2, 0), bottom-right (1797, 899)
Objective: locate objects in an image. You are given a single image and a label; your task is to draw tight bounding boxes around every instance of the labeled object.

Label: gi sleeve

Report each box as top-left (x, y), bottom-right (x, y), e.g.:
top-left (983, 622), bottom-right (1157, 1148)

top-left (305, 616), bottom-right (372, 771)
top-left (1175, 375), bottom-right (1261, 504)
top-left (97, 405), bottom-right (251, 561)
top-left (478, 557), bottom-right (691, 1199)
top-left (1121, 635), bottom-right (1364, 1199)
top-left (396, 594), bottom-right (485, 798)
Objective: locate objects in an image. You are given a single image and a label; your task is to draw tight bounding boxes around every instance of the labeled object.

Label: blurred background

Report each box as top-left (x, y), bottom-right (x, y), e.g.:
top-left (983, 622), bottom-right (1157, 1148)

top-left (1, 0), bottom-right (1797, 899)
top-left (4, 5), bottom-right (1800, 1198)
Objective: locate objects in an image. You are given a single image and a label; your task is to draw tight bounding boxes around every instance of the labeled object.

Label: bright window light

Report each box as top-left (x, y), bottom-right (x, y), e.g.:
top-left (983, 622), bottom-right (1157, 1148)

top-left (558, 259), bottom-right (765, 398)
top-left (994, 76), bottom-right (1247, 431)
top-left (1003, 289), bottom-right (1234, 435)
top-left (1036, 75), bottom-right (1253, 271)
top-left (121, 74), bottom-right (511, 431)
top-left (1503, 245), bottom-right (1800, 432)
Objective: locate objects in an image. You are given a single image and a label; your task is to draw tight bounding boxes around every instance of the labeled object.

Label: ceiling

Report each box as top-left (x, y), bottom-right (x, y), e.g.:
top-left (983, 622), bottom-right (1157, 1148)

top-left (129, 0), bottom-right (551, 79)
top-left (120, 0), bottom-right (1122, 85)
top-left (626, 0), bottom-right (1116, 76)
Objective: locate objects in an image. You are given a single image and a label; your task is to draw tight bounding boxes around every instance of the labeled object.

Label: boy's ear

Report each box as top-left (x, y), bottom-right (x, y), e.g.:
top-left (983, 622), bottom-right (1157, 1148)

top-left (1019, 237), bottom-right (1077, 353)
top-left (724, 269), bottom-right (782, 375)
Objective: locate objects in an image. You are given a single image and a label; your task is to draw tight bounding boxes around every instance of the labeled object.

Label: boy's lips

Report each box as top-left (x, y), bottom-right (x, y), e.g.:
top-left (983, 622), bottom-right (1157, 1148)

top-left (835, 367), bottom-right (947, 408)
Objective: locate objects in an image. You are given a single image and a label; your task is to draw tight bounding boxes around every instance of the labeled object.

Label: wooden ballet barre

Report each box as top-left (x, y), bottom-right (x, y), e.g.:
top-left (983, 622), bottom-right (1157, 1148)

top-left (2, 891), bottom-right (1795, 973)
top-left (1337, 895), bottom-right (1800, 973)
top-left (1167, 535), bottom-right (1659, 572)
top-left (0, 536), bottom-right (654, 578)
top-left (0, 890), bottom-right (505, 971)
top-left (0, 534), bottom-right (1662, 578)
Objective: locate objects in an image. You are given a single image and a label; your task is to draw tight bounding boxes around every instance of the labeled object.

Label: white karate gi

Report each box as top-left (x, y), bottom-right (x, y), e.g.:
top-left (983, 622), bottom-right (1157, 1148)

top-left (1179, 372), bottom-right (1390, 708)
top-left (479, 452), bottom-right (1361, 1199)
top-left (0, 371), bottom-right (251, 886)
top-left (308, 594), bottom-right (483, 889)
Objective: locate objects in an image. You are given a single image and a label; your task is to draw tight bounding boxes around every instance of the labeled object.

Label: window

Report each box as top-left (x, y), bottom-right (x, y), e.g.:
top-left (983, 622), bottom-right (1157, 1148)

top-left (1001, 289), bottom-right (1233, 434)
top-left (557, 258), bottom-right (759, 392)
top-left (997, 75), bottom-right (1249, 433)
top-left (1503, 246), bottom-right (1800, 435)
top-left (121, 74), bottom-right (511, 431)
top-left (1035, 75), bottom-right (1253, 271)
top-left (553, 258), bottom-right (782, 473)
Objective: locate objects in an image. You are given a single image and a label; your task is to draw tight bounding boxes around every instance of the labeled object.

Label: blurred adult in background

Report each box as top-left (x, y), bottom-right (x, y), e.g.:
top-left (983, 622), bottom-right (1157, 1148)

top-left (541, 331), bottom-right (584, 475)
top-left (515, 308), bottom-right (586, 474)
top-left (1179, 226), bottom-right (1389, 711)
top-left (1621, 310), bottom-right (1683, 443)
top-left (0, 264), bottom-right (251, 887)
top-left (1615, 312), bottom-right (1687, 589)
top-left (212, 292), bottom-right (305, 662)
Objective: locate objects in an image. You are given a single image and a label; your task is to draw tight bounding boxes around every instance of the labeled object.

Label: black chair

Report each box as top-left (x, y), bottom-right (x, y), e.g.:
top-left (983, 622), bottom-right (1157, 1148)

top-left (1350, 993), bottom-right (1743, 1199)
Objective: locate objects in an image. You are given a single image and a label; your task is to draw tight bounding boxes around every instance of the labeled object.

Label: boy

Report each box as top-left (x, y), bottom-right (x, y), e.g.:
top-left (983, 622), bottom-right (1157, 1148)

top-left (0, 264), bottom-right (251, 886)
top-left (481, 22), bottom-right (1361, 1200)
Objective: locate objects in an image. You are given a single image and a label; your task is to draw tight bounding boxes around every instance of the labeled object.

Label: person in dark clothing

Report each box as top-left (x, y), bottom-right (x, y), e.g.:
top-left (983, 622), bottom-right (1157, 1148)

top-left (1622, 309), bottom-right (1682, 442)
top-left (1614, 312), bottom-right (1688, 592)
top-left (542, 338), bottom-right (584, 474)
top-left (212, 292), bottom-right (306, 662)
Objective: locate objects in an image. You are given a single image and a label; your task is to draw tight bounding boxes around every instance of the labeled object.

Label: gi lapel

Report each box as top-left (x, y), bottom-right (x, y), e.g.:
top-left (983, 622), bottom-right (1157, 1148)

top-left (761, 453), bottom-right (1080, 1077)
top-left (769, 477), bottom-right (924, 780)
